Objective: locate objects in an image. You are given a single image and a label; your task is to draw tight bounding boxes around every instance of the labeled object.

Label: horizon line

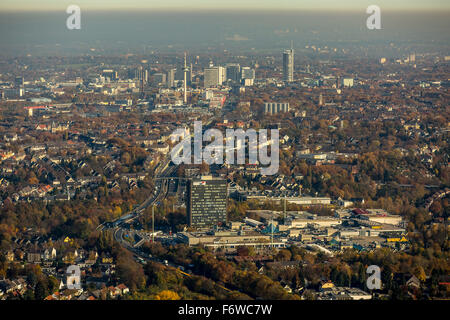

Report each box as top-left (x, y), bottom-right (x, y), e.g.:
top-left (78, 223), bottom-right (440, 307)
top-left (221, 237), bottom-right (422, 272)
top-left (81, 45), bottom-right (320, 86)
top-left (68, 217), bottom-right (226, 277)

top-left (1, 8), bottom-right (450, 13)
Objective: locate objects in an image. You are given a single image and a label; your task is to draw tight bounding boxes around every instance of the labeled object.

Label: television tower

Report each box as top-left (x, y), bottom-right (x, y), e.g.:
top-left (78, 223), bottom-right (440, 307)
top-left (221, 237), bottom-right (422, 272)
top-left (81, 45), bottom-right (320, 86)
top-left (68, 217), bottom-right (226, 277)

top-left (183, 52), bottom-right (189, 105)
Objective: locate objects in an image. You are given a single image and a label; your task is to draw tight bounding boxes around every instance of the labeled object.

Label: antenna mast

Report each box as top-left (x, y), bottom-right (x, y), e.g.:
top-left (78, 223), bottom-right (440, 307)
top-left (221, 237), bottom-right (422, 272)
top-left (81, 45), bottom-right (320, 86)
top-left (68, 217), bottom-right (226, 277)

top-left (271, 217), bottom-right (274, 249)
top-left (183, 52), bottom-right (188, 105)
top-left (152, 205), bottom-right (155, 243)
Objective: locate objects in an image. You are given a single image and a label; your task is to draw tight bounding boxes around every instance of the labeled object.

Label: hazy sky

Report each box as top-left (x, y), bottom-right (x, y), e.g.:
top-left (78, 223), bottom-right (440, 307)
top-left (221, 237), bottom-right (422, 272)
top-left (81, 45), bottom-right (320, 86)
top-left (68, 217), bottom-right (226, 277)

top-left (1, 0), bottom-right (449, 11)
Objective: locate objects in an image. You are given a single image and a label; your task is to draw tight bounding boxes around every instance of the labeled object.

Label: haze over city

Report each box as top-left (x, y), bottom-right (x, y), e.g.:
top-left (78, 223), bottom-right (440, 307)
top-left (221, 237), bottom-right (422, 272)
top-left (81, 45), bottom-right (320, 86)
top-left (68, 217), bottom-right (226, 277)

top-left (0, 9), bottom-right (449, 56)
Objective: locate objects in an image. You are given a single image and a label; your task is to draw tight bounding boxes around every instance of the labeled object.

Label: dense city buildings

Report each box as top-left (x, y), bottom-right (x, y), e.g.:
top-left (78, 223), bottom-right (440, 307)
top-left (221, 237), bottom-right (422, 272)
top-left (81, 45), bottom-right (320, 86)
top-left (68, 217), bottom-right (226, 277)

top-left (0, 5), bottom-right (448, 304)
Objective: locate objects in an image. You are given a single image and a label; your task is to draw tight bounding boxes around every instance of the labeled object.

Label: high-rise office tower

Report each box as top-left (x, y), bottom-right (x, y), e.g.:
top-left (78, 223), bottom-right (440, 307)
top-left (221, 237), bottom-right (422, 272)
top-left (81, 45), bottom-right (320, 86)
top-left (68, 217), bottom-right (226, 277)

top-left (204, 68), bottom-right (217, 88)
top-left (15, 76), bottom-right (24, 87)
top-left (167, 68), bottom-right (177, 87)
top-left (133, 66), bottom-right (148, 96)
top-left (341, 78), bottom-right (354, 88)
top-left (241, 67), bottom-right (255, 86)
top-left (283, 45), bottom-right (294, 82)
top-left (152, 73), bottom-right (166, 86)
top-left (135, 66), bottom-right (148, 83)
top-left (186, 177), bottom-right (227, 227)
top-left (241, 67), bottom-right (255, 80)
top-left (102, 69), bottom-right (119, 81)
top-left (219, 66), bottom-right (226, 84)
top-left (226, 63), bottom-right (241, 82)
top-left (175, 68), bottom-right (183, 81)
top-left (203, 66), bottom-right (225, 88)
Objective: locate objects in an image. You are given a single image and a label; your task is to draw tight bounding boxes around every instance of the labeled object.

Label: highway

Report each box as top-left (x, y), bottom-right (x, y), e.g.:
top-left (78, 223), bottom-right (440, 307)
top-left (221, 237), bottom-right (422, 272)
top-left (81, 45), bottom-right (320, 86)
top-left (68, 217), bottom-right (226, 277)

top-left (100, 155), bottom-right (173, 230)
top-left (104, 113), bottom-right (222, 232)
top-left (112, 224), bottom-right (235, 294)
top-left (101, 114), bottom-right (238, 295)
